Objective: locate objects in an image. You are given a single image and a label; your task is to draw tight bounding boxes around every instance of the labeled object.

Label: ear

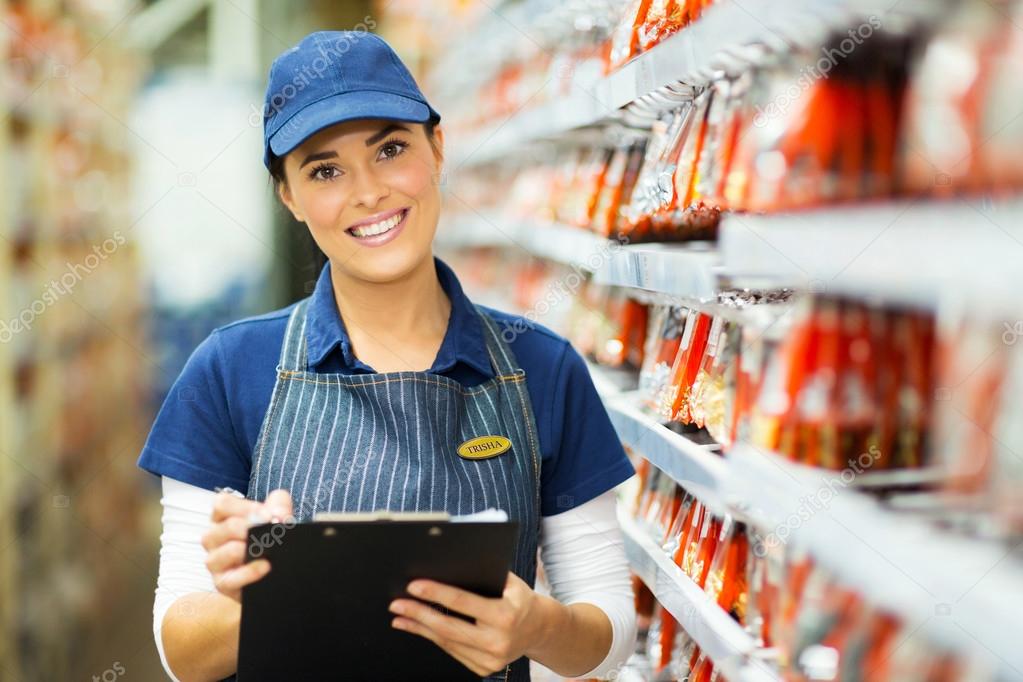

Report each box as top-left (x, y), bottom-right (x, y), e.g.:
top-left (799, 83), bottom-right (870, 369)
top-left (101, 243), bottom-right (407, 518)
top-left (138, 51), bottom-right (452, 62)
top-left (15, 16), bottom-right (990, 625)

top-left (277, 181), bottom-right (305, 223)
top-left (432, 125), bottom-right (445, 165)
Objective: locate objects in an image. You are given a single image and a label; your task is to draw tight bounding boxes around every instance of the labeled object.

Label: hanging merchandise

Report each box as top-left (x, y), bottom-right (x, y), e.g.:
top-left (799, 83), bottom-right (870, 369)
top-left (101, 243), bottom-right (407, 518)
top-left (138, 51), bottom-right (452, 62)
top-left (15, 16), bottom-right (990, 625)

top-left (424, 1), bottom-right (1023, 680)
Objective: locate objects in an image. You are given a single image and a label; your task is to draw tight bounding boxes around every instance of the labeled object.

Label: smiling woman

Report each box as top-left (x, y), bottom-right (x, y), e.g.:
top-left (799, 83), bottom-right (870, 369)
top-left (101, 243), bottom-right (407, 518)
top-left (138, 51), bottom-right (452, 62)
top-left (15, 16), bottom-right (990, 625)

top-left (138, 30), bottom-right (636, 682)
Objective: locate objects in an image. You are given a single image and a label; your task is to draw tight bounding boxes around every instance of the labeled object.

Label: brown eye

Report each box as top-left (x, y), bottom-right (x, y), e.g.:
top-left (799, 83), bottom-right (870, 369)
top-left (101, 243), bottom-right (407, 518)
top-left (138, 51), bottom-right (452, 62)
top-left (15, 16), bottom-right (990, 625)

top-left (309, 164), bottom-right (341, 181)
top-left (378, 139), bottom-right (408, 161)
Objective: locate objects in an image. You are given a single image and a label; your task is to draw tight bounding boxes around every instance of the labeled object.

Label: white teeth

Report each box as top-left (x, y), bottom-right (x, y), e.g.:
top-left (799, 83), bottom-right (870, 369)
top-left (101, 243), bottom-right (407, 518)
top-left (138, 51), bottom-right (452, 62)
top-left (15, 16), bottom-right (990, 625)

top-left (350, 210), bottom-right (404, 237)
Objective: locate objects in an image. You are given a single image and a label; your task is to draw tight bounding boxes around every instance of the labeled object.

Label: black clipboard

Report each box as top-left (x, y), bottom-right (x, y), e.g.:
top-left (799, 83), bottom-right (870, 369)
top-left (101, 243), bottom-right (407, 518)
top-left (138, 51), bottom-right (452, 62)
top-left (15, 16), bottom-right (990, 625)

top-left (236, 513), bottom-right (518, 681)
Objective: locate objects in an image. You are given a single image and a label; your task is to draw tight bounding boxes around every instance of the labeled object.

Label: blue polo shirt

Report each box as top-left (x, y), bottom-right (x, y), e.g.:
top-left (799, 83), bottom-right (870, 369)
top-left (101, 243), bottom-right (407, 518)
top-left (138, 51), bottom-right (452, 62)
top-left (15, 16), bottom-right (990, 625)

top-left (137, 258), bottom-right (633, 516)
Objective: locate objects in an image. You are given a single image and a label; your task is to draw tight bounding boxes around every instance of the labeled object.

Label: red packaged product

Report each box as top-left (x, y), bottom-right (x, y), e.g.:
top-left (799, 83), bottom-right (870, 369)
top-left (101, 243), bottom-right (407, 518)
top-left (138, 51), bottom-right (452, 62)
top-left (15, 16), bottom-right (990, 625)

top-left (704, 517), bottom-right (749, 624)
top-left (666, 312), bottom-right (713, 423)
top-left (687, 511), bottom-right (721, 588)
top-left (607, 0), bottom-right (654, 73)
top-left (836, 302), bottom-right (879, 466)
top-left (639, 0), bottom-right (683, 52)
top-left (676, 500), bottom-right (706, 574)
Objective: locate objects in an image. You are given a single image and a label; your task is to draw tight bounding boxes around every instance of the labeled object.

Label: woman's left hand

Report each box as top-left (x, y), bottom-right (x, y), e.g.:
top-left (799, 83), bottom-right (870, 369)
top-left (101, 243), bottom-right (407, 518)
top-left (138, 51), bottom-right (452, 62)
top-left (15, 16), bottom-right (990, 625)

top-left (389, 572), bottom-right (550, 677)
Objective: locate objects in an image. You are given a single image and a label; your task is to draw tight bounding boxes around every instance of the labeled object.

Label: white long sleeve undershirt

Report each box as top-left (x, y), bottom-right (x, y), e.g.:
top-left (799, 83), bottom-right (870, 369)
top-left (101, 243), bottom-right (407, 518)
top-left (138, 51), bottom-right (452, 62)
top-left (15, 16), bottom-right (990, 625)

top-left (153, 477), bottom-right (636, 681)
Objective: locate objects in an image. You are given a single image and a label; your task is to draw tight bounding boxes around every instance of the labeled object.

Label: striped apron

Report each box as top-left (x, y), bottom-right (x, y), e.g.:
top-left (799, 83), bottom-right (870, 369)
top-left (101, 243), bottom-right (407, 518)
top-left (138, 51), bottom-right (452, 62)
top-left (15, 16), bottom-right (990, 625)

top-left (245, 298), bottom-right (540, 682)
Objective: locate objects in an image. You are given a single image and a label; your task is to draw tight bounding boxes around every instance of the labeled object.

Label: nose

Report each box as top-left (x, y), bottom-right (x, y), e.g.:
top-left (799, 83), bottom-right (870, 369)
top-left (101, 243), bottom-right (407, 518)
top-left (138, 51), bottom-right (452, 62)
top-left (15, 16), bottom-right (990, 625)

top-left (350, 166), bottom-right (390, 210)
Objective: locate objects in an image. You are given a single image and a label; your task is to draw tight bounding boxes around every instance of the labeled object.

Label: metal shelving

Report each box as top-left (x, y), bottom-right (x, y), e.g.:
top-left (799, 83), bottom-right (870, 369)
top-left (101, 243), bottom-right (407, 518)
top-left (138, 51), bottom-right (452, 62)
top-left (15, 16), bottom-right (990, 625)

top-left (442, 197), bottom-right (1023, 318)
top-left (437, 214), bottom-right (723, 302)
top-left (619, 512), bottom-right (780, 682)
top-left (725, 444), bottom-right (1023, 680)
top-left (605, 392), bottom-right (727, 509)
top-left (719, 198), bottom-right (1023, 318)
top-left (448, 0), bottom-right (946, 168)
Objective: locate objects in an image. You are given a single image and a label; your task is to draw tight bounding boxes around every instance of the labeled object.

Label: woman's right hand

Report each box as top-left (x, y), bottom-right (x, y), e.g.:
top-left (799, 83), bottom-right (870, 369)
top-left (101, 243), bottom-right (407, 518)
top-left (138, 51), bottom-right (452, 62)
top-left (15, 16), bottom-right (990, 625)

top-left (200, 488), bottom-right (294, 603)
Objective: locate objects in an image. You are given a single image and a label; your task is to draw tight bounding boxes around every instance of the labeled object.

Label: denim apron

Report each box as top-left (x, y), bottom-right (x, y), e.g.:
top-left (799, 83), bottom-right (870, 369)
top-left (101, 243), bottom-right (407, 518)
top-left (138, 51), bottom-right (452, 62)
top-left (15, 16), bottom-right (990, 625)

top-left (243, 298), bottom-right (540, 682)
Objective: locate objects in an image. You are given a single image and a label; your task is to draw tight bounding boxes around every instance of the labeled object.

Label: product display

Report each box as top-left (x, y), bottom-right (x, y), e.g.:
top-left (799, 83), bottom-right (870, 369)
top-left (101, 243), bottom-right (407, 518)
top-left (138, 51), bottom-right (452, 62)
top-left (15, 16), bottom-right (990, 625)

top-left (0, 1), bottom-right (148, 679)
top-left (432, 0), bottom-right (1023, 675)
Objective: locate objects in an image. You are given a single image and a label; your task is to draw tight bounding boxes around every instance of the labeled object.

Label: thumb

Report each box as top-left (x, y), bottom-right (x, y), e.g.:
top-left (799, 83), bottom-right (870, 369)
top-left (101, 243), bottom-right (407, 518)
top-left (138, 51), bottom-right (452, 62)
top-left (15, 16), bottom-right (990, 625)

top-left (265, 489), bottom-right (294, 520)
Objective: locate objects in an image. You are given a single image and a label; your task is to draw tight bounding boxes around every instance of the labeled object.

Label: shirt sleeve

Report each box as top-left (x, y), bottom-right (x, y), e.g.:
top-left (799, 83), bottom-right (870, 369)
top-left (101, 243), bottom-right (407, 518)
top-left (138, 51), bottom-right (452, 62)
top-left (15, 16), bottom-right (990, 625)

top-left (539, 490), bottom-right (637, 679)
top-left (153, 476), bottom-right (218, 682)
top-left (541, 343), bottom-right (635, 516)
top-left (138, 331), bottom-right (252, 493)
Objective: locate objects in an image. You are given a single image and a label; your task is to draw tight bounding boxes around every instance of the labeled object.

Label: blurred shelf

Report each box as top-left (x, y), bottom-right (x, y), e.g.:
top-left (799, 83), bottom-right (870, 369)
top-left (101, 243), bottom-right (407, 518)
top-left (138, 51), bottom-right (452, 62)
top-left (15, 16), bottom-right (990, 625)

top-left (604, 391), bottom-right (727, 509)
top-left (726, 443), bottom-right (1023, 679)
top-left (592, 242), bottom-right (720, 300)
top-left (719, 198), bottom-right (1023, 318)
top-left (445, 198), bottom-right (1023, 319)
top-left (438, 214), bottom-right (611, 268)
top-left (619, 511), bottom-right (780, 681)
top-left (449, 0), bottom-right (945, 168)
top-left (438, 213), bottom-right (723, 302)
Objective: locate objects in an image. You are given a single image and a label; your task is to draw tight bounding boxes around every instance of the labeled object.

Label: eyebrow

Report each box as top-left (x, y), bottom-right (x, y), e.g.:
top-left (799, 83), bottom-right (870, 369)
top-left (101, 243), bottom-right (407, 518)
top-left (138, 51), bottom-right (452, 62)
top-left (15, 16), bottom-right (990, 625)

top-left (298, 150), bottom-right (338, 169)
top-left (364, 123), bottom-right (410, 146)
top-left (298, 124), bottom-right (412, 169)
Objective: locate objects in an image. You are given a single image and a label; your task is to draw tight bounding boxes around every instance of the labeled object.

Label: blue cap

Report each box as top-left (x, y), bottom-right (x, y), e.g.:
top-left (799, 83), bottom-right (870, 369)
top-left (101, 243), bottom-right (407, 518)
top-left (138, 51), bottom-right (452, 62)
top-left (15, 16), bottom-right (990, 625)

top-left (262, 31), bottom-right (440, 169)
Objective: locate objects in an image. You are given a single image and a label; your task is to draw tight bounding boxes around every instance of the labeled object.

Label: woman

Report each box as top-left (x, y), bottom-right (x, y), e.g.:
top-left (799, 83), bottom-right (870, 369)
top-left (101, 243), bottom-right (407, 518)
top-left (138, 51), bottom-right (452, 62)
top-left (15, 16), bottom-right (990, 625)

top-left (139, 30), bottom-right (636, 682)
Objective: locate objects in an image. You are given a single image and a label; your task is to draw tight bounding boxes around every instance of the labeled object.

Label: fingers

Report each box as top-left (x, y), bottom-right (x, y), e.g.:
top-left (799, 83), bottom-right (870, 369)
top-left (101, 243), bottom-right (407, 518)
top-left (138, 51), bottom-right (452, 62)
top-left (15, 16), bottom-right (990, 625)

top-left (389, 598), bottom-right (478, 647)
top-left (264, 489), bottom-right (294, 519)
top-left (205, 539), bottom-right (246, 574)
top-left (392, 618), bottom-right (506, 677)
top-left (201, 515), bottom-right (250, 552)
top-left (407, 580), bottom-right (493, 620)
top-left (212, 559), bottom-right (272, 601)
top-left (211, 493), bottom-right (265, 523)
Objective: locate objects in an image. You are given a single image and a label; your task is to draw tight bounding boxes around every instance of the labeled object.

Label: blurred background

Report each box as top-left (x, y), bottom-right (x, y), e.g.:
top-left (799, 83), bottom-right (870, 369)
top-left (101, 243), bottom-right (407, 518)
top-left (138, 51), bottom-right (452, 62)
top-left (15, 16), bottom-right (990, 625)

top-left (3, 0), bottom-right (1023, 680)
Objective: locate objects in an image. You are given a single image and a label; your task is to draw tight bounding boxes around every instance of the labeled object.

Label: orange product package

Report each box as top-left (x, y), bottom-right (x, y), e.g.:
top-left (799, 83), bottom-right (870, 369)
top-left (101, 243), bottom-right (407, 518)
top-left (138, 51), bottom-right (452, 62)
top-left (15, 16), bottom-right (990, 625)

top-left (591, 145), bottom-right (632, 237)
top-left (676, 499), bottom-right (706, 574)
top-left (608, 143), bottom-right (648, 241)
top-left (638, 0), bottom-right (683, 53)
top-left (671, 88), bottom-right (713, 237)
top-left (607, 0), bottom-right (655, 73)
top-left (666, 311), bottom-right (713, 423)
top-left (688, 317), bottom-right (726, 430)
top-left (642, 306), bottom-right (690, 412)
top-left (703, 517), bottom-right (749, 624)
top-left (688, 511), bottom-right (722, 588)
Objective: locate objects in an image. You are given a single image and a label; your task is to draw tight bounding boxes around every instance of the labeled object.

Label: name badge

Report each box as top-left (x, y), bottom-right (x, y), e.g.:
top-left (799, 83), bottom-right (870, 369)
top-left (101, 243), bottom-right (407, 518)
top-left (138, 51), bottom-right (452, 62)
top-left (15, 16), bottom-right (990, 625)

top-left (457, 435), bottom-right (511, 460)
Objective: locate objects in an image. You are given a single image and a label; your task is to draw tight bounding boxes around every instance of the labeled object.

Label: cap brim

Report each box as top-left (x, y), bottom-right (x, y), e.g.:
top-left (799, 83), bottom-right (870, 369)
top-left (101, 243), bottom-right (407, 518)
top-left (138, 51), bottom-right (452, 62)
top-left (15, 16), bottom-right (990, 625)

top-left (268, 90), bottom-right (436, 160)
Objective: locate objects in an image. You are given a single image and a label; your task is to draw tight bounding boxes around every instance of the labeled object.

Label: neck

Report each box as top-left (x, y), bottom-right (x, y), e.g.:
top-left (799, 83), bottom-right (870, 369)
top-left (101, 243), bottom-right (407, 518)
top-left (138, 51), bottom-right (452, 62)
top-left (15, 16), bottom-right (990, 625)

top-left (329, 256), bottom-right (451, 371)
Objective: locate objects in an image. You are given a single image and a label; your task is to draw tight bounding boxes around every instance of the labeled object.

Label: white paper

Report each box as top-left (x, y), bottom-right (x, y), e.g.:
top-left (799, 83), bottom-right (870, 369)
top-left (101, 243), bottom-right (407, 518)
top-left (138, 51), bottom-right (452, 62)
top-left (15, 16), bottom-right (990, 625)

top-left (450, 508), bottom-right (509, 523)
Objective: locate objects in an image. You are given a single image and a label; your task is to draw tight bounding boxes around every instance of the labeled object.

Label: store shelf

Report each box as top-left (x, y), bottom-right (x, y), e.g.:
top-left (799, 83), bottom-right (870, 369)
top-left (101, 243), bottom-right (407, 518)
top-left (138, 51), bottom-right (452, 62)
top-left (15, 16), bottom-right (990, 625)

top-left (438, 213), bottom-right (724, 302)
top-left (719, 198), bottom-right (1023, 318)
top-left (592, 242), bottom-right (720, 300)
top-left (437, 214), bottom-right (612, 269)
top-left (619, 511), bottom-right (780, 682)
top-left (726, 444), bottom-right (1023, 679)
top-left (449, 0), bottom-right (945, 168)
top-left (604, 392), bottom-right (726, 508)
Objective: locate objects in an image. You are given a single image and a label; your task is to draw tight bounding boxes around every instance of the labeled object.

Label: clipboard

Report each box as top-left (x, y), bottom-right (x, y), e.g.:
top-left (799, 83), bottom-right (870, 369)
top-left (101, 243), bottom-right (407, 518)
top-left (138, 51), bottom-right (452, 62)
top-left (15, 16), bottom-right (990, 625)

top-left (236, 513), bottom-right (519, 681)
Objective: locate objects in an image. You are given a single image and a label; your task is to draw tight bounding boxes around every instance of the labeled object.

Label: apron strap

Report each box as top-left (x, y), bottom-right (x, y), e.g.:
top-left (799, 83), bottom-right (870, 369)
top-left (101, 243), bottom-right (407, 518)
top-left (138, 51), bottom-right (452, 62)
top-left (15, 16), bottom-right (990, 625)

top-left (279, 299), bottom-right (311, 372)
top-left (473, 305), bottom-right (524, 378)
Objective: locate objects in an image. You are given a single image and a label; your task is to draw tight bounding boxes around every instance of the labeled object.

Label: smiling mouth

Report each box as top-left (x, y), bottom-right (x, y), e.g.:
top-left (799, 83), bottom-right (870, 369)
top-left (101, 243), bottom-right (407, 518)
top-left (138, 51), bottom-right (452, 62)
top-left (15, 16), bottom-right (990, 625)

top-left (347, 208), bottom-right (409, 238)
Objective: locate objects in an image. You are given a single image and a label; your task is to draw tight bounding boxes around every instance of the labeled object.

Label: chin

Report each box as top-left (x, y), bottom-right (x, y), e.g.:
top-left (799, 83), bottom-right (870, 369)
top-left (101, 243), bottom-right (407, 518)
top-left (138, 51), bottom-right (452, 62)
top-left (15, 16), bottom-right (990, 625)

top-left (335, 243), bottom-right (433, 285)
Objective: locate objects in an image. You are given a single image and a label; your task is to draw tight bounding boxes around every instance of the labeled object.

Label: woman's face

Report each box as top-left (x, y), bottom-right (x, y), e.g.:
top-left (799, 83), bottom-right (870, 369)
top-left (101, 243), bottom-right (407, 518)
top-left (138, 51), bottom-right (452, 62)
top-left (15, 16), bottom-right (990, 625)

top-left (278, 118), bottom-right (443, 284)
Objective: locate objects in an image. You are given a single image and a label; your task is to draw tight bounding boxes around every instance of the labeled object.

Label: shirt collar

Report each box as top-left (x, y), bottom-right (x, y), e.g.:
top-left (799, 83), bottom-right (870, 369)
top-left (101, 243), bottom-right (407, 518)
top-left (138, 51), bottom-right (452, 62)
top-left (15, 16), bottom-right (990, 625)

top-left (304, 256), bottom-right (493, 377)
